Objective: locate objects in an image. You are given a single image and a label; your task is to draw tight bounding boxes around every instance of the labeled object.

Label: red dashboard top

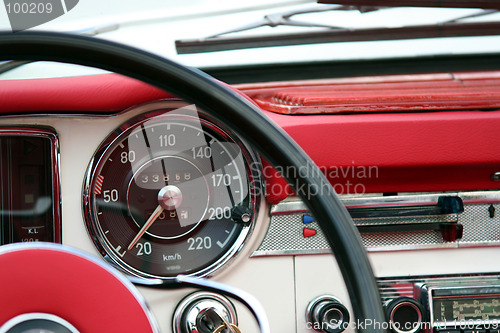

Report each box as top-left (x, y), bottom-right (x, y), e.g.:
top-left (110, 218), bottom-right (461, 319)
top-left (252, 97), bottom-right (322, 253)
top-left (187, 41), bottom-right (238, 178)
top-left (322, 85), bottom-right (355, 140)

top-left (240, 72), bottom-right (500, 115)
top-left (1, 71), bottom-right (500, 203)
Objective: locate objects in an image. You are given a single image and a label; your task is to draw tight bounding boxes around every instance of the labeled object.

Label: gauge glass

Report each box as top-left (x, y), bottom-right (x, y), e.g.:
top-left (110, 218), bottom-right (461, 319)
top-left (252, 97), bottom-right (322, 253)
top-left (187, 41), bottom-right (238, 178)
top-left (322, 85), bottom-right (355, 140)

top-left (83, 104), bottom-right (260, 279)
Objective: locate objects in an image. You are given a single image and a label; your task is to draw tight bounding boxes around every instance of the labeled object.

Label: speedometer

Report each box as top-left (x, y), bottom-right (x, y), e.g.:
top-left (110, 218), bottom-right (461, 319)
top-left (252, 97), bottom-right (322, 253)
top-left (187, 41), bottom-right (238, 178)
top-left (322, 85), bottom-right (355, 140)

top-left (83, 103), bottom-right (261, 279)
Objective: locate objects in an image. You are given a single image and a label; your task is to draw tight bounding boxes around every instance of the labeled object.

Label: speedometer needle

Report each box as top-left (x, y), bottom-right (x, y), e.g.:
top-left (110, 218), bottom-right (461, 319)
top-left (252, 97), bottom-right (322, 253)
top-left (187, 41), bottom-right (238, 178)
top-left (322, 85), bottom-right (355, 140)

top-left (128, 204), bottom-right (164, 250)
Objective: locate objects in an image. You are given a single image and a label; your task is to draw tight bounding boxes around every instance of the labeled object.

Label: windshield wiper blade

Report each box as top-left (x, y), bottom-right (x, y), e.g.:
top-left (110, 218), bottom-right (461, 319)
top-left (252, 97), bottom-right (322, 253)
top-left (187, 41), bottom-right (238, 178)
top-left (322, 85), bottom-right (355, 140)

top-left (0, 23), bottom-right (120, 75)
top-left (0, 60), bottom-right (33, 75)
top-left (0, 23), bottom-right (120, 76)
top-left (443, 9), bottom-right (498, 23)
top-left (205, 4), bottom-right (381, 38)
top-left (176, 20), bottom-right (500, 54)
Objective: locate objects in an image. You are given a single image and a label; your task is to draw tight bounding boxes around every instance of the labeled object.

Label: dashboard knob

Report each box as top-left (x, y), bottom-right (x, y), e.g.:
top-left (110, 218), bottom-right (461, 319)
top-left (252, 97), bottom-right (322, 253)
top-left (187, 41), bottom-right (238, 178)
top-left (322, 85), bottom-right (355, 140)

top-left (306, 295), bottom-right (350, 333)
top-left (385, 297), bottom-right (424, 333)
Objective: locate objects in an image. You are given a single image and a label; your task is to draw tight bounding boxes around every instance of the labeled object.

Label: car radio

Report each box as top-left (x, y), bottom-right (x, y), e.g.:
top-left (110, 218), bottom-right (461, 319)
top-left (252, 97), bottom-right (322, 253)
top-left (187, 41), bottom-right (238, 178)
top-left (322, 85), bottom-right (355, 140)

top-left (378, 276), bottom-right (500, 333)
top-left (426, 286), bottom-right (500, 333)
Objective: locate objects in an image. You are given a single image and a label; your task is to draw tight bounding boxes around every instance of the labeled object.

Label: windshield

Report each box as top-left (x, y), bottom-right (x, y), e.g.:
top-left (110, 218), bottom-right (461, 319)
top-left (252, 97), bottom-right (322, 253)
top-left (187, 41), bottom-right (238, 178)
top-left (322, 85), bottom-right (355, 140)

top-left (1, 0), bottom-right (500, 77)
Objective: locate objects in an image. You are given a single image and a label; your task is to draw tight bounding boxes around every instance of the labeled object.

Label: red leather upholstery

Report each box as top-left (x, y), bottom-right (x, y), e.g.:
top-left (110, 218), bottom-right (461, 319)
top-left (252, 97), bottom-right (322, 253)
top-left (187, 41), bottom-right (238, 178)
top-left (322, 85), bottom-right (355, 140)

top-left (265, 110), bottom-right (500, 196)
top-left (0, 73), bottom-right (169, 114)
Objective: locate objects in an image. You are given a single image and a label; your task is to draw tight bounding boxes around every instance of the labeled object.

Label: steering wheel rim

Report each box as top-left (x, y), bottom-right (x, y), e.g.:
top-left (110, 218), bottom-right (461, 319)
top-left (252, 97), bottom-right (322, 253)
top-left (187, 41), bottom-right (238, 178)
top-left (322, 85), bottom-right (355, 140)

top-left (0, 31), bottom-right (386, 333)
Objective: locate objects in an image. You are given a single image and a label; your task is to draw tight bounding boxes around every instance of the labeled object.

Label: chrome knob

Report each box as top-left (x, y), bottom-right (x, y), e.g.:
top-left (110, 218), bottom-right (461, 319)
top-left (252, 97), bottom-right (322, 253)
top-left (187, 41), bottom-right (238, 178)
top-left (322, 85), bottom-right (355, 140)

top-left (306, 295), bottom-right (350, 333)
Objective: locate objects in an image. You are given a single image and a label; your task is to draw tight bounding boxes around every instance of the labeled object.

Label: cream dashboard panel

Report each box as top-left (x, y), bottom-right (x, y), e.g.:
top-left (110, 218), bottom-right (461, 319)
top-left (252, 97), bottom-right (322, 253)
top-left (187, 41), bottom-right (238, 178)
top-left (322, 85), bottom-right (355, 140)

top-left (4, 104), bottom-right (500, 333)
top-left (0, 104), bottom-right (295, 333)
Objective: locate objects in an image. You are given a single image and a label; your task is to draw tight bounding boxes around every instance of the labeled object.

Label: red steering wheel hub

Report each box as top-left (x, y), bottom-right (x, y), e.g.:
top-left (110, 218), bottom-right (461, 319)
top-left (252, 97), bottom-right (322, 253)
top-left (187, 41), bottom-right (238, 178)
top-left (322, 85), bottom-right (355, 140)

top-left (0, 243), bottom-right (157, 333)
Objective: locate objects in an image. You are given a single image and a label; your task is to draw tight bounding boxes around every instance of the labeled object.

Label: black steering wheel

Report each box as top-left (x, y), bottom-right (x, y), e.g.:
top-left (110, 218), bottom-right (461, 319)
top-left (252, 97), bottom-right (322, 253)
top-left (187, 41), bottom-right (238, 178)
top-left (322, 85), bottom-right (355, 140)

top-left (0, 31), bottom-right (386, 333)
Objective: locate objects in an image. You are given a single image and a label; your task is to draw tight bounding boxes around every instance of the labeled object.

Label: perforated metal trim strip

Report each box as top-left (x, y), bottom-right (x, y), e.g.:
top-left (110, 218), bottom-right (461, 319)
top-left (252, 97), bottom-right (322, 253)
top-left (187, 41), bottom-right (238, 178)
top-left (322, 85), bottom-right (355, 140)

top-left (252, 191), bottom-right (500, 257)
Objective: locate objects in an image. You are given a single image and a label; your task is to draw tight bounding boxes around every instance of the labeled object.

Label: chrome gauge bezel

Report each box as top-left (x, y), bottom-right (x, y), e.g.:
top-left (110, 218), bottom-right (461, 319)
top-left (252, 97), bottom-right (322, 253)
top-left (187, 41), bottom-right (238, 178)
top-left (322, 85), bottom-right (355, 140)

top-left (83, 101), bottom-right (262, 281)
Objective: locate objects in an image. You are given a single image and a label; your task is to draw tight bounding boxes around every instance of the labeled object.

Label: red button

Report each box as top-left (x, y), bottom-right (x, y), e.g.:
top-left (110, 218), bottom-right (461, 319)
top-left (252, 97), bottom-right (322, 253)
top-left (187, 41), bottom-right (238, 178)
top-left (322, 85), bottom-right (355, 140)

top-left (303, 228), bottom-right (317, 238)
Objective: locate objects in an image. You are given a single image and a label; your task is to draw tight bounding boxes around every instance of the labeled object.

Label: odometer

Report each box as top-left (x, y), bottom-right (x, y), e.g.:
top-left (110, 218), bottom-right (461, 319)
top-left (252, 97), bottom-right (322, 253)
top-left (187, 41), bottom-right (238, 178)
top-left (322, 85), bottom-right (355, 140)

top-left (83, 104), bottom-right (260, 279)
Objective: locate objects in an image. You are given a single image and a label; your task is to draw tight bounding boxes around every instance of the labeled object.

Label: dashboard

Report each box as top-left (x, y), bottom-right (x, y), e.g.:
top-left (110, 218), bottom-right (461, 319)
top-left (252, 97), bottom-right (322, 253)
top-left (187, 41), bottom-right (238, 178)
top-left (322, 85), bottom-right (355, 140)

top-left (2, 65), bottom-right (500, 333)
